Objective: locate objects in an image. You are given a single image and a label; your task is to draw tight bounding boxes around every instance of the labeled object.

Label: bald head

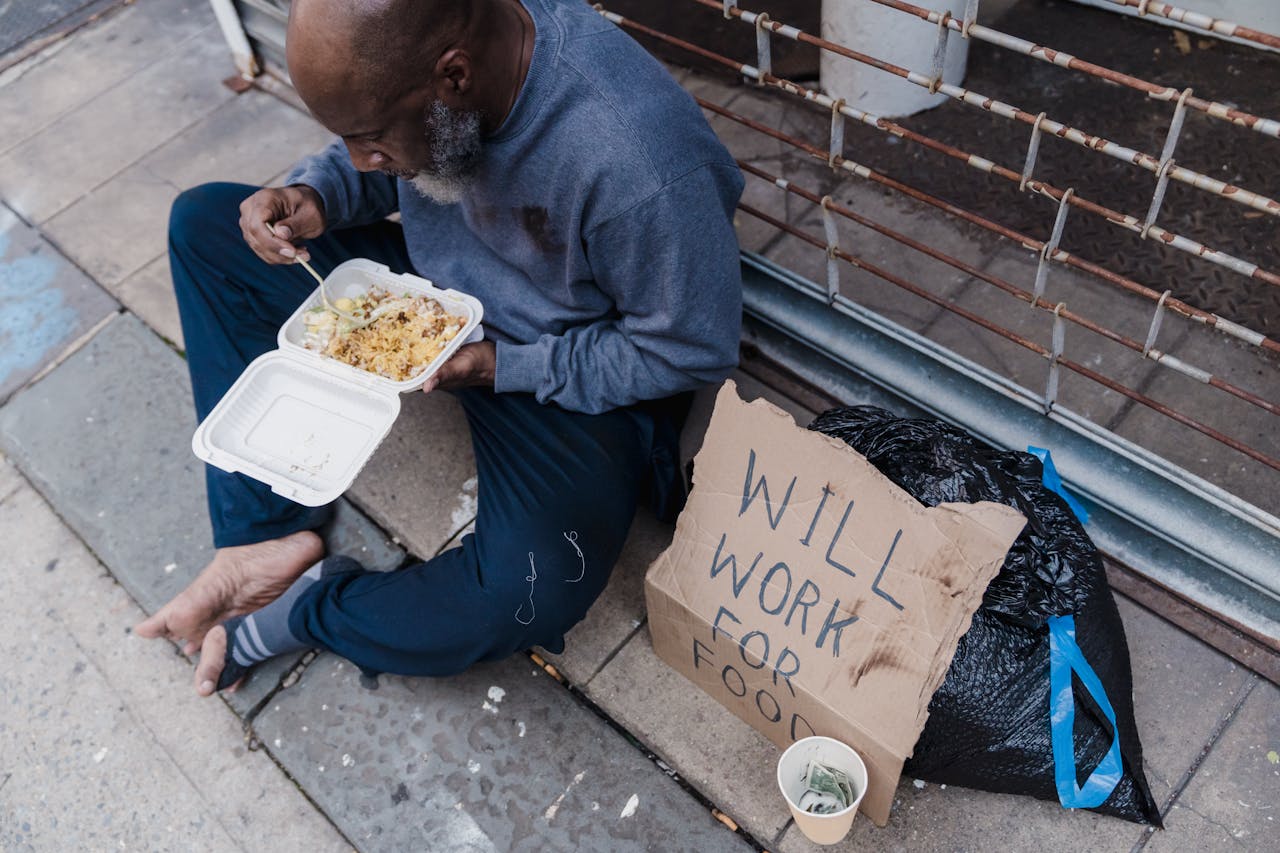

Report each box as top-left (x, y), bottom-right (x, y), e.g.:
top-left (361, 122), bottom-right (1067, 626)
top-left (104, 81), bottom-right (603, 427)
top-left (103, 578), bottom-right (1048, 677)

top-left (287, 0), bottom-right (472, 115)
top-left (283, 0), bottom-right (533, 199)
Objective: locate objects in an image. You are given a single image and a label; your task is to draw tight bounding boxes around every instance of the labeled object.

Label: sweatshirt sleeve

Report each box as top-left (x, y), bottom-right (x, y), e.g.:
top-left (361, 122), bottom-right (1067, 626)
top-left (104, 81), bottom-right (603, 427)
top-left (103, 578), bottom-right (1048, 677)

top-left (283, 139), bottom-right (400, 229)
top-left (493, 162), bottom-right (744, 415)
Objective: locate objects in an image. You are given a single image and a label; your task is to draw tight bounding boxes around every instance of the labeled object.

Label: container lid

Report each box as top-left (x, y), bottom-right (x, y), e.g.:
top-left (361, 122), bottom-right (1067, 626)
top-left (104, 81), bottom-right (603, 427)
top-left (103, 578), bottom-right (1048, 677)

top-left (191, 259), bottom-right (485, 506)
top-left (192, 350), bottom-right (402, 507)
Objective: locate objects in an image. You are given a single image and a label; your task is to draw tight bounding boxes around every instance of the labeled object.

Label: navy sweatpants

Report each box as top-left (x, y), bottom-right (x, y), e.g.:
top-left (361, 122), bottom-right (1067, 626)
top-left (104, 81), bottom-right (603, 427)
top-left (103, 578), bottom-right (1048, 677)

top-left (170, 182), bottom-right (687, 676)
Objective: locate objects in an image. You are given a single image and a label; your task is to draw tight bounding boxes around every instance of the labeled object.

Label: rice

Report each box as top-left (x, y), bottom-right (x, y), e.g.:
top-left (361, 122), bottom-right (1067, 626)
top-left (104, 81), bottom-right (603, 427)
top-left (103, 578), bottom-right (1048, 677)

top-left (302, 287), bottom-right (466, 381)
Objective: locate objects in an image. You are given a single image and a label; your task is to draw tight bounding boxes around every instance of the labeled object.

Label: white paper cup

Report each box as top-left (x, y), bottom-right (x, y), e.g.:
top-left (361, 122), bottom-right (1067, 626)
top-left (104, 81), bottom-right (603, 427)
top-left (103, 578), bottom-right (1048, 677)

top-left (776, 736), bottom-right (869, 846)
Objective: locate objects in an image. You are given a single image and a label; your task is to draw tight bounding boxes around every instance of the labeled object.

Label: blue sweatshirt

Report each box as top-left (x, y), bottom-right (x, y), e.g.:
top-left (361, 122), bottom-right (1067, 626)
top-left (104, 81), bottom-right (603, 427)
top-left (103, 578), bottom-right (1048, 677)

top-left (285, 0), bottom-right (744, 415)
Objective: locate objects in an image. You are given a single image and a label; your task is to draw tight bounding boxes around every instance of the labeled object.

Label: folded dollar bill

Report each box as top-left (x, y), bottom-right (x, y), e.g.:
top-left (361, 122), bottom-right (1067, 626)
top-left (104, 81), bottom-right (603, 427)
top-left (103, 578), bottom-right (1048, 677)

top-left (797, 760), bottom-right (857, 814)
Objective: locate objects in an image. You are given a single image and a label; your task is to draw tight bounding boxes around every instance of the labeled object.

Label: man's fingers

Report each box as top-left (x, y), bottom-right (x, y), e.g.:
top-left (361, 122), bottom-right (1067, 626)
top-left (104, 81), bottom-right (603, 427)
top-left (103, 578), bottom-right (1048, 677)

top-left (239, 189), bottom-right (319, 264)
top-left (423, 357), bottom-right (464, 393)
top-left (261, 219), bottom-right (303, 259)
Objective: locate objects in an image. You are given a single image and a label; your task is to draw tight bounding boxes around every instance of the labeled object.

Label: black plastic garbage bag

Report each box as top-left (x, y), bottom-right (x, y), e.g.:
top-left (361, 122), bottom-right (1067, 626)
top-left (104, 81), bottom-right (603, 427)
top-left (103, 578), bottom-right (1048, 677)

top-left (809, 406), bottom-right (1162, 825)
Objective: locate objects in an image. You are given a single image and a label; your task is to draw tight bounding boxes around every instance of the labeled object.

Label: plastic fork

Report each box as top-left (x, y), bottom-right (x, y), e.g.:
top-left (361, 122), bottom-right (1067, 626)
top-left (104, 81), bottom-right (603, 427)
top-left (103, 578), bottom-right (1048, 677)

top-left (267, 223), bottom-right (370, 328)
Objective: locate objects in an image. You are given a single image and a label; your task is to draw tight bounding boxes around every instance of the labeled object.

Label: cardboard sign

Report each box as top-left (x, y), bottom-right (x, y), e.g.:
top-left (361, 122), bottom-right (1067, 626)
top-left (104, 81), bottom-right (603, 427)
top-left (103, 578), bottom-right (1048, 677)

top-left (646, 382), bottom-right (1025, 826)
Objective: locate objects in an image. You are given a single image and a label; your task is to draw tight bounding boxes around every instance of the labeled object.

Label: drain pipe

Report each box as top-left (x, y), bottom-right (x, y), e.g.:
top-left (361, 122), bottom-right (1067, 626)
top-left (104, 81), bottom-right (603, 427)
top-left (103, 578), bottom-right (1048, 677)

top-left (820, 0), bottom-right (973, 117)
top-left (208, 0), bottom-right (260, 79)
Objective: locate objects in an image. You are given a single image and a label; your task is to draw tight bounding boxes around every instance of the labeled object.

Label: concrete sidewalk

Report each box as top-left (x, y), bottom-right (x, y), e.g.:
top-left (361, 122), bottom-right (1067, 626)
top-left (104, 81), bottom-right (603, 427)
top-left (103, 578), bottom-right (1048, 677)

top-left (0, 1), bottom-right (1275, 851)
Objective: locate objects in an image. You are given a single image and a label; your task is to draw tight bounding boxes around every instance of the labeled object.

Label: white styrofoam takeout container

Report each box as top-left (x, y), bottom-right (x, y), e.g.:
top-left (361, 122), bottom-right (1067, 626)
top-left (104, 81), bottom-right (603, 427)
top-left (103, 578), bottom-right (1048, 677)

top-left (192, 258), bottom-right (484, 507)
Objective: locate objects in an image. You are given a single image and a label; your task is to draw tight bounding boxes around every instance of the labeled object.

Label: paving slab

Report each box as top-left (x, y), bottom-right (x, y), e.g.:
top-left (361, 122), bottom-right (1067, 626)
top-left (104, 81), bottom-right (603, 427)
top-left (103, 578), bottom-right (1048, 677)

top-left (44, 88), bottom-right (331, 288)
top-left (252, 652), bottom-right (753, 853)
top-left (1117, 596), bottom-right (1256, 807)
top-left (1107, 329), bottom-right (1280, 516)
top-left (347, 389), bottom-right (479, 559)
top-left (0, 452), bottom-right (22, 503)
top-left (776, 776), bottom-right (1148, 853)
top-left (1144, 678), bottom-right (1277, 852)
top-left (112, 166), bottom-right (321, 353)
top-left (0, 314), bottom-right (402, 715)
top-left (42, 160), bottom-right (181, 288)
top-left (114, 254), bottom-right (183, 347)
top-left (538, 507), bottom-right (670, 686)
top-left (0, 475), bottom-right (347, 852)
top-left (0, 205), bottom-right (119, 404)
top-left (323, 497), bottom-right (406, 575)
top-left (0, 24), bottom-right (234, 224)
top-left (141, 90), bottom-right (331, 190)
top-left (0, 0), bottom-right (212, 156)
top-left (587, 628), bottom-right (790, 843)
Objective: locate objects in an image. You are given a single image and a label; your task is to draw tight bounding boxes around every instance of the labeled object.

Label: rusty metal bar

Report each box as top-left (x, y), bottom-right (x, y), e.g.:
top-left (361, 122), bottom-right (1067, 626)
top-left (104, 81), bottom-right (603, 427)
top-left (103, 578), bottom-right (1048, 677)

top-left (603, 7), bottom-right (1280, 289)
top-left (1110, 0), bottom-right (1280, 51)
top-left (693, 0), bottom-right (1280, 217)
top-left (861, 0), bottom-right (1280, 137)
top-left (703, 98), bottom-right (1280, 356)
top-left (737, 201), bottom-right (1280, 472)
top-left (738, 161), bottom-right (1279, 415)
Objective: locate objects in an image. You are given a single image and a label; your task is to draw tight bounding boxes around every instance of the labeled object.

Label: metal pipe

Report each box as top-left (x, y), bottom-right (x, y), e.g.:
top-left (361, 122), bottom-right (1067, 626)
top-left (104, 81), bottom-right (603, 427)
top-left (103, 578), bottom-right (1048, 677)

top-left (737, 161), bottom-right (1278, 415)
top-left (699, 98), bottom-right (1280, 355)
top-left (736, 202), bottom-right (1280, 471)
top-left (207, 0), bottom-right (260, 79)
top-left (695, 0), bottom-right (1280, 216)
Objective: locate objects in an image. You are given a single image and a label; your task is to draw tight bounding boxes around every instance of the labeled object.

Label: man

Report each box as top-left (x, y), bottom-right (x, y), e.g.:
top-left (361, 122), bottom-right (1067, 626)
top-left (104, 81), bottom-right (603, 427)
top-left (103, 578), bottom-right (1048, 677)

top-left (136, 0), bottom-right (743, 694)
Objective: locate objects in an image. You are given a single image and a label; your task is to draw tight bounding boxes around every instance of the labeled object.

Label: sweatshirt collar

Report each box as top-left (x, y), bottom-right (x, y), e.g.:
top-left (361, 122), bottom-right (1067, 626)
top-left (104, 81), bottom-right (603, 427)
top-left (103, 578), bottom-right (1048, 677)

top-left (488, 0), bottom-right (559, 144)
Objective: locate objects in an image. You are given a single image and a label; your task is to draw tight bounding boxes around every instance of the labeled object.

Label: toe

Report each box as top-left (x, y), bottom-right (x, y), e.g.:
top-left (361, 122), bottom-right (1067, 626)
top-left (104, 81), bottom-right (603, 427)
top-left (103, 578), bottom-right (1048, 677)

top-left (195, 626), bottom-right (227, 696)
top-left (134, 611), bottom-right (168, 639)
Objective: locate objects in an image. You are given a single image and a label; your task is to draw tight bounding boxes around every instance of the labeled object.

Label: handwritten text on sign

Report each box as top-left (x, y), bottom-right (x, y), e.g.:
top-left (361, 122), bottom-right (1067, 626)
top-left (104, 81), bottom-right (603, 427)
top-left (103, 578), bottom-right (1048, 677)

top-left (690, 446), bottom-right (911, 740)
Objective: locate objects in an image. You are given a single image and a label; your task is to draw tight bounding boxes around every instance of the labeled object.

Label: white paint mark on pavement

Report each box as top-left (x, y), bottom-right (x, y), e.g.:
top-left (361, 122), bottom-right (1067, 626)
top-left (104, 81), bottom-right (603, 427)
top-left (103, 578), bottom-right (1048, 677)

top-left (92, 747), bottom-right (108, 763)
top-left (467, 759), bottom-right (481, 774)
top-left (620, 794), bottom-right (639, 819)
top-left (544, 771), bottom-right (587, 822)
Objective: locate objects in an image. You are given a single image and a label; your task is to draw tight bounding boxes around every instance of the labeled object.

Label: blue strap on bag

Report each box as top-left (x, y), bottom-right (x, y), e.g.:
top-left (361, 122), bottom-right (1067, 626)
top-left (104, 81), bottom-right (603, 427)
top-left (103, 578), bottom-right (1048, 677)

top-left (1048, 615), bottom-right (1123, 808)
top-left (1028, 446), bottom-right (1089, 523)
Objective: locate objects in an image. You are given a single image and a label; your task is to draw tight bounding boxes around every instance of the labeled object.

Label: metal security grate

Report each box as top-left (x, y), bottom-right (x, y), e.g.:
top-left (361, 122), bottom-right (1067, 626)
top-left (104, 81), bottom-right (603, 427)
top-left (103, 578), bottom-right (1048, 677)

top-left (595, 0), bottom-right (1279, 475)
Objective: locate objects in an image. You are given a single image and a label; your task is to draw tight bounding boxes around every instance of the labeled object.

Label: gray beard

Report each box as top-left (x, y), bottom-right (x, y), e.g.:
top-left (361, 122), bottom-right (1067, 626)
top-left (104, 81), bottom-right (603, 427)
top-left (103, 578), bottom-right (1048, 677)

top-left (408, 100), bottom-right (482, 205)
top-left (409, 172), bottom-right (471, 205)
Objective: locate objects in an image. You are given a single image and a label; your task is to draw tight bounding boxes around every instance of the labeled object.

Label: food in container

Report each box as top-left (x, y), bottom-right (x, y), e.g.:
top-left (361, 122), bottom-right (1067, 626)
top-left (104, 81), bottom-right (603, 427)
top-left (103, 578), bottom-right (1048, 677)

top-left (302, 288), bottom-right (468, 382)
top-left (192, 259), bottom-right (484, 506)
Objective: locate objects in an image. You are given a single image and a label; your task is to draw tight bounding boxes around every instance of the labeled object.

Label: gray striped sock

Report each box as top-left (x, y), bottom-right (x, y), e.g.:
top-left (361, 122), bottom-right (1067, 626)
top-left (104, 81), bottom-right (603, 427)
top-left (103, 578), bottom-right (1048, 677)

top-left (217, 555), bottom-right (363, 690)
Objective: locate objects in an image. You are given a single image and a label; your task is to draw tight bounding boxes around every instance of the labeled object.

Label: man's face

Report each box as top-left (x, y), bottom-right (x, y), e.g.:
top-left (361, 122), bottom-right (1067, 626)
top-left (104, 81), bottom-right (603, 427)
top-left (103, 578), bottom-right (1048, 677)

top-left (323, 85), bottom-right (484, 204)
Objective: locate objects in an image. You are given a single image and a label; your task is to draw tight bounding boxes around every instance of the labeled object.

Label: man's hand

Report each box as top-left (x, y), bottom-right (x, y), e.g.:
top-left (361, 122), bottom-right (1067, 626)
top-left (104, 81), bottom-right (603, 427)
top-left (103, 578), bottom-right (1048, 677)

top-left (239, 185), bottom-right (327, 264)
top-left (423, 341), bottom-right (496, 393)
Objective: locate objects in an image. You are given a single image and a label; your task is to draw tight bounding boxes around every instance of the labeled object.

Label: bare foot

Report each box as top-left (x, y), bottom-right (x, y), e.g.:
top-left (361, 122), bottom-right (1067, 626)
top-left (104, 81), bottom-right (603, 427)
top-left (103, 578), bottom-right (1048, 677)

top-left (135, 530), bottom-right (323, 654)
top-left (194, 624), bottom-right (242, 696)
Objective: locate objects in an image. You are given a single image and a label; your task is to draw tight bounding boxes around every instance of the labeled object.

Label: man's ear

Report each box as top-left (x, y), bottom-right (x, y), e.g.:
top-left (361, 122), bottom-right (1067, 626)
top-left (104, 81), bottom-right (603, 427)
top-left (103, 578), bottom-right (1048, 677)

top-left (435, 47), bottom-right (472, 96)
